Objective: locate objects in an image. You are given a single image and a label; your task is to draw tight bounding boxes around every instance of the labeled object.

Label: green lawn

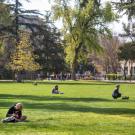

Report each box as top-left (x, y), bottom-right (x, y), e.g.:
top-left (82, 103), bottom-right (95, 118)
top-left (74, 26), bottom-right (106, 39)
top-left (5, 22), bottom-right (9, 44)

top-left (0, 81), bottom-right (135, 135)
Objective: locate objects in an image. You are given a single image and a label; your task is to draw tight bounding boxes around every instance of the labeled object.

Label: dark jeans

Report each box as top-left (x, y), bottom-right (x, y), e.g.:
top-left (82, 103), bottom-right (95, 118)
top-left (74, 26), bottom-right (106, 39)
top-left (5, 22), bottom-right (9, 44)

top-left (112, 93), bottom-right (121, 99)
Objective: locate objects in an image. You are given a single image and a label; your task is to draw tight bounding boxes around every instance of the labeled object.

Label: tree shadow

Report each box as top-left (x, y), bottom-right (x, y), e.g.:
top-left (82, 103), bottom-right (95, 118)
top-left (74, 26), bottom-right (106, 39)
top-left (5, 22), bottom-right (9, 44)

top-left (0, 93), bottom-right (135, 116)
top-left (0, 94), bottom-right (116, 102)
top-left (1, 100), bottom-right (135, 115)
top-left (25, 102), bottom-right (135, 115)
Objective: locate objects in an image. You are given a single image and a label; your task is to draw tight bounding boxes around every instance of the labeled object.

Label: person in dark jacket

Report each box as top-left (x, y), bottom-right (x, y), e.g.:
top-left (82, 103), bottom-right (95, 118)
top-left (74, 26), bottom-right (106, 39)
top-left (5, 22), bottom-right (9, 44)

top-left (2, 103), bottom-right (27, 123)
top-left (112, 85), bottom-right (122, 99)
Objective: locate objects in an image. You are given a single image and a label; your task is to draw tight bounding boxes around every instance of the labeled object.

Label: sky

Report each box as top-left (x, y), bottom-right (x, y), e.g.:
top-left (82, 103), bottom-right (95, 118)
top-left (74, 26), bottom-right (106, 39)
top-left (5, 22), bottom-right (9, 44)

top-left (20, 0), bottom-right (51, 13)
top-left (20, 0), bottom-right (128, 35)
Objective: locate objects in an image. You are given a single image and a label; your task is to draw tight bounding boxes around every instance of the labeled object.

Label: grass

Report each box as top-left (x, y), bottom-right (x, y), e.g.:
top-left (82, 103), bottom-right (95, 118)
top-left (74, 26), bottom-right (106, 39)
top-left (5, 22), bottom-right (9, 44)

top-left (0, 80), bottom-right (135, 135)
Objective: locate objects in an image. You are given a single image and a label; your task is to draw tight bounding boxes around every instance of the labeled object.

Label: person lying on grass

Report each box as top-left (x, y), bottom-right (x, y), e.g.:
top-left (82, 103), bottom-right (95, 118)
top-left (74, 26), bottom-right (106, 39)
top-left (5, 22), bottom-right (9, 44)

top-left (52, 85), bottom-right (64, 94)
top-left (2, 103), bottom-right (27, 123)
top-left (112, 85), bottom-right (122, 99)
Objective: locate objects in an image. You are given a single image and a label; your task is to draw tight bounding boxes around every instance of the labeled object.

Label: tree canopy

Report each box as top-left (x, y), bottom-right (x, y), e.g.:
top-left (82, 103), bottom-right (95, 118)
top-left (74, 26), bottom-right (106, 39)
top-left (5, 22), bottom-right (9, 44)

top-left (113, 0), bottom-right (135, 20)
top-left (8, 32), bottom-right (41, 72)
top-left (52, 0), bottom-right (116, 79)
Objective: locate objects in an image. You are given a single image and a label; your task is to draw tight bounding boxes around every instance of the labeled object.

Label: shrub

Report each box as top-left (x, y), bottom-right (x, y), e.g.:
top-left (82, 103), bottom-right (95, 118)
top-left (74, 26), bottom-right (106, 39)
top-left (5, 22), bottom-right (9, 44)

top-left (106, 74), bottom-right (123, 80)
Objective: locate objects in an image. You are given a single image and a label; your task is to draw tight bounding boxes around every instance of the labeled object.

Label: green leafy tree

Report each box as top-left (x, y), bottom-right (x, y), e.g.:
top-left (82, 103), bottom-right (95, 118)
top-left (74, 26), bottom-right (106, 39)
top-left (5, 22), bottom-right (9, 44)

top-left (0, 0), bottom-right (65, 77)
top-left (0, 0), bottom-right (12, 39)
top-left (31, 26), bottom-right (66, 74)
top-left (52, 0), bottom-right (116, 79)
top-left (8, 32), bottom-right (41, 81)
top-left (114, 0), bottom-right (135, 41)
top-left (114, 0), bottom-right (135, 81)
top-left (118, 42), bottom-right (135, 80)
top-left (113, 0), bottom-right (135, 20)
top-left (12, 0), bottom-right (40, 42)
top-left (0, 0), bottom-right (40, 42)
top-left (0, 1), bottom-right (11, 26)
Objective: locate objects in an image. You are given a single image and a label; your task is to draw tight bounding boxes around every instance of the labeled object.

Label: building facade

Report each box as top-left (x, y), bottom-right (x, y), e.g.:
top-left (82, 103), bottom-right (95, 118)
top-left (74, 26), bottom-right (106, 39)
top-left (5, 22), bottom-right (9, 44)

top-left (120, 61), bottom-right (135, 76)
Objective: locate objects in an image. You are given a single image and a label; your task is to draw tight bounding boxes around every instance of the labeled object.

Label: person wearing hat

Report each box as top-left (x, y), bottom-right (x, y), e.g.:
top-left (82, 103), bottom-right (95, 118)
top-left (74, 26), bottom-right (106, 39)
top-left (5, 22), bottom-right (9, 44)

top-left (2, 103), bottom-right (27, 123)
top-left (112, 85), bottom-right (122, 99)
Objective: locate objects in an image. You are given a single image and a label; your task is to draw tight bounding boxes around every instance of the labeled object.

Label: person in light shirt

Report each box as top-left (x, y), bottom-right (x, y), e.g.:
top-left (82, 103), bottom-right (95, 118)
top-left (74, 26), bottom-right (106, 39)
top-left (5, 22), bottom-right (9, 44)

top-left (52, 85), bottom-right (64, 94)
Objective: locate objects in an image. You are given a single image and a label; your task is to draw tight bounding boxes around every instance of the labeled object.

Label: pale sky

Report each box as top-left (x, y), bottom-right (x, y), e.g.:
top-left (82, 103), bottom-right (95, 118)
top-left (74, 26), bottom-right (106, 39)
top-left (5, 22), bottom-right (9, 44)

top-left (20, 0), bottom-right (128, 34)
top-left (21, 0), bottom-right (51, 12)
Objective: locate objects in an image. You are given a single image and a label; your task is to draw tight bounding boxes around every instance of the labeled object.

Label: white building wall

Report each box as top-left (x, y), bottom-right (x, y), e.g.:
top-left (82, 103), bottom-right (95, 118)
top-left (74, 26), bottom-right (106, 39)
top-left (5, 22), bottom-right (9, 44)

top-left (120, 61), bottom-right (135, 75)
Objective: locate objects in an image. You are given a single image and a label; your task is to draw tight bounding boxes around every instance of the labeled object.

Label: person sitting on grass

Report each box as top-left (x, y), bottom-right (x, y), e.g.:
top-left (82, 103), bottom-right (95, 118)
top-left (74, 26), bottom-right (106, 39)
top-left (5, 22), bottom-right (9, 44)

top-left (2, 103), bottom-right (27, 123)
top-left (52, 85), bottom-right (64, 94)
top-left (112, 85), bottom-right (122, 99)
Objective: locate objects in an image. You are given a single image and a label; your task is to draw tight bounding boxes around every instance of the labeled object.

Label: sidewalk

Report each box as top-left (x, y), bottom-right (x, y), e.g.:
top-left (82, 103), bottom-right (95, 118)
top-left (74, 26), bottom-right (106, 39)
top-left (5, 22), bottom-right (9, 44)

top-left (0, 79), bottom-right (135, 83)
top-left (100, 79), bottom-right (135, 83)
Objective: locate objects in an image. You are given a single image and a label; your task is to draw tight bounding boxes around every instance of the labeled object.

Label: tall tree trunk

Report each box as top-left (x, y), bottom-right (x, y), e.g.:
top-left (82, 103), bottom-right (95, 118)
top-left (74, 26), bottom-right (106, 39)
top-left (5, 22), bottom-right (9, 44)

top-left (71, 54), bottom-right (78, 80)
top-left (71, 43), bottom-right (82, 80)
top-left (15, 0), bottom-right (19, 44)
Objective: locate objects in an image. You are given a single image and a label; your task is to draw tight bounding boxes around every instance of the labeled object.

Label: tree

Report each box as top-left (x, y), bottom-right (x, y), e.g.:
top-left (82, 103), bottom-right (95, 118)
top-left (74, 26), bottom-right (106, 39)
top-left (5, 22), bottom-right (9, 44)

top-left (7, 32), bottom-right (41, 81)
top-left (118, 42), bottom-right (135, 80)
top-left (114, 0), bottom-right (135, 80)
top-left (52, 0), bottom-right (116, 80)
top-left (31, 26), bottom-right (66, 74)
top-left (0, 1), bottom-right (11, 26)
top-left (113, 0), bottom-right (135, 20)
top-left (12, 0), bottom-right (40, 42)
top-left (114, 0), bottom-right (135, 41)
top-left (0, 0), bottom-right (41, 42)
top-left (0, 0), bottom-right (12, 40)
top-left (1, 0), bottom-right (65, 78)
top-left (100, 36), bottom-right (121, 74)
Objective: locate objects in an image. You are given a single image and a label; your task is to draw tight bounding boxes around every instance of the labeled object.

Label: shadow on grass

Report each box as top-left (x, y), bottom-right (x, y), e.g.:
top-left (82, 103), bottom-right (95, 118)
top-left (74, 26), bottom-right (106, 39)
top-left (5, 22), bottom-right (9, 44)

top-left (0, 94), bottom-right (115, 102)
top-left (1, 100), bottom-right (135, 115)
top-left (27, 103), bottom-right (135, 115)
top-left (0, 94), bottom-right (135, 115)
